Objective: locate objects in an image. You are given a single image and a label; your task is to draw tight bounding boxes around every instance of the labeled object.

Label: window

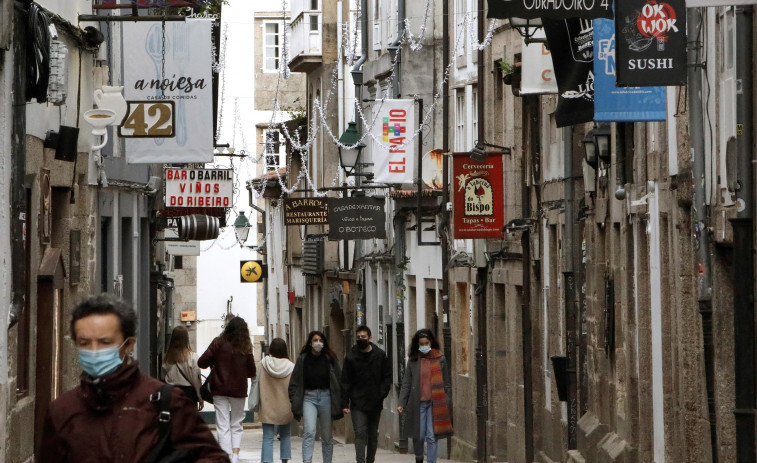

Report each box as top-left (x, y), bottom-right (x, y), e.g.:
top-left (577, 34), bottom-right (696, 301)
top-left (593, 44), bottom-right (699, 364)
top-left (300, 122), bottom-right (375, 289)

top-left (174, 255), bottom-right (183, 270)
top-left (310, 0), bottom-right (319, 9)
top-left (263, 22), bottom-right (281, 71)
top-left (455, 0), bottom-right (466, 62)
top-left (455, 90), bottom-right (466, 151)
top-left (264, 130), bottom-right (281, 170)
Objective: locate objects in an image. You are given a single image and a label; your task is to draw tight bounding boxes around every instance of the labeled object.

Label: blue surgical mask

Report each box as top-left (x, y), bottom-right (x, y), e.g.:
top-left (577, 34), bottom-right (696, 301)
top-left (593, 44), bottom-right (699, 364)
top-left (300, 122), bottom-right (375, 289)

top-left (78, 340), bottom-right (128, 378)
top-left (419, 345), bottom-right (432, 355)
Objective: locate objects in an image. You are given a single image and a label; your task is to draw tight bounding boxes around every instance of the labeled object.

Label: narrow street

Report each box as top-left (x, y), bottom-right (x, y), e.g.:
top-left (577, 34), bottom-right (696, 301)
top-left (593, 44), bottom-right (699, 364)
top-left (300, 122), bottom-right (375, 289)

top-left (229, 427), bottom-right (461, 463)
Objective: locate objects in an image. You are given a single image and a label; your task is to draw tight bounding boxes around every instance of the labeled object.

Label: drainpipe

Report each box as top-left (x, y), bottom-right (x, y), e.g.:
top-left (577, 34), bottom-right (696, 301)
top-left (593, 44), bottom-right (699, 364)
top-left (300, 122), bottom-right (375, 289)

top-left (686, 7), bottom-right (717, 462)
top-left (388, 0), bottom-right (405, 98)
top-left (351, 0), bottom-right (368, 129)
top-left (9, 0), bottom-right (29, 328)
top-left (474, 1), bottom-right (488, 460)
top-left (732, 6), bottom-right (755, 463)
top-left (395, 210), bottom-right (408, 452)
top-left (440, 0), bottom-right (453, 406)
top-left (563, 127), bottom-right (578, 449)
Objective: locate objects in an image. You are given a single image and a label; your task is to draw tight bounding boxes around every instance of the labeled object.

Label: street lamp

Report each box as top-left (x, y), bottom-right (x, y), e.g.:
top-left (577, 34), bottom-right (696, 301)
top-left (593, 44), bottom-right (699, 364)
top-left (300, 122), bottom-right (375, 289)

top-left (508, 17), bottom-right (547, 45)
top-left (234, 211), bottom-right (251, 245)
top-left (593, 123), bottom-right (612, 164)
top-left (582, 128), bottom-right (597, 169)
top-left (471, 140), bottom-right (512, 163)
top-left (338, 121), bottom-right (369, 177)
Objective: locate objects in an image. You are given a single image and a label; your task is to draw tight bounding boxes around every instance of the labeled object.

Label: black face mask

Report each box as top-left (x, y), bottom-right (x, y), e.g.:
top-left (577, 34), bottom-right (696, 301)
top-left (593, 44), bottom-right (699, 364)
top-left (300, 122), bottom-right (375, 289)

top-left (356, 339), bottom-right (370, 350)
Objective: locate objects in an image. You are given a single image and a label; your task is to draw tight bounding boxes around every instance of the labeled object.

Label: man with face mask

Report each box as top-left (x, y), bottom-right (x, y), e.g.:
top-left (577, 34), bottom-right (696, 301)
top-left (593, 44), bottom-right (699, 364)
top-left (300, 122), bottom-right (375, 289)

top-left (39, 293), bottom-right (229, 462)
top-left (340, 325), bottom-right (391, 463)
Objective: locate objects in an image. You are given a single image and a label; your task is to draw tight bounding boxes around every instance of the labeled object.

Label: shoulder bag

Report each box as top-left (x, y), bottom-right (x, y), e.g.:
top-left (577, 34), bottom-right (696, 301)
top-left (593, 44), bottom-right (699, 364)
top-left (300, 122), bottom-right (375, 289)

top-left (199, 371), bottom-right (214, 404)
top-left (142, 384), bottom-right (197, 463)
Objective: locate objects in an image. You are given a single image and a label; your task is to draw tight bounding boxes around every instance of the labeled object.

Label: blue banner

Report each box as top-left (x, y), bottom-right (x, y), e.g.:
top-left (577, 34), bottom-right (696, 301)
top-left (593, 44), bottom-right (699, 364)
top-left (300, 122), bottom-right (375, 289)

top-left (593, 18), bottom-right (666, 122)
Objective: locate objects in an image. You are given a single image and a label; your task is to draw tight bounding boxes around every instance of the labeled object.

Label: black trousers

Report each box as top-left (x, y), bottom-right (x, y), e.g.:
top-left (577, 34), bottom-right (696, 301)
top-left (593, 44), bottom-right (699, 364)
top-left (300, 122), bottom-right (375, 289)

top-left (351, 409), bottom-right (382, 463)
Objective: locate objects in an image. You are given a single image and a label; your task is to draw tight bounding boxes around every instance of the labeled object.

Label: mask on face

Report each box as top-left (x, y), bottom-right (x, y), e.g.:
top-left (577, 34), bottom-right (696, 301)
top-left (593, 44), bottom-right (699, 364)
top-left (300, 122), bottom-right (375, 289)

top-left (418, 345), bottom-right (432, 355)
top-left (356, 339), bottom-right (370, 350)
top-left (78, 340), bottom-right (128, 378)
top-left (311, 341), bottom-right (324, 353)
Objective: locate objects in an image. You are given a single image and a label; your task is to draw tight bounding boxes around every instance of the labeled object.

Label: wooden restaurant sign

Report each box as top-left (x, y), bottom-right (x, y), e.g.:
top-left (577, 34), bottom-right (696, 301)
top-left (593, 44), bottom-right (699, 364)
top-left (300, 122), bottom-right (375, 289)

top-left (284, 198), bottom-right (328, 226)
top-left (487, 0), bottom-right (614, 20)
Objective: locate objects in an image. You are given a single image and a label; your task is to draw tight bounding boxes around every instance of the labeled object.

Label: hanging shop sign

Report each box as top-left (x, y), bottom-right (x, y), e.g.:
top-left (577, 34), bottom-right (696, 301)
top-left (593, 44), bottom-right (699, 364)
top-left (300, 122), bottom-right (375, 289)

top-left (594, 18), bottom-right (666, 122)
top-left (164, 217), bottom-right (201, 256)
top-left (164, 168), bottom-right (233, 208)
top-left (615, 0), bottom-right (687, 87)
top-left (122, 19), bottom-right (213, 163)
top-left (240, 260), bottom-right (267, 283)
top-left (328, 197), bottom-right (387, 240)
top-left (521, 30), bottom-right (558, 95)
top-left (543, 17), bottom-right (595, 127)
top-left (452, 154), bottom-right (505, 239)
top-left (284, 198), bottom-right (328, 226)
top-left (686, 0), bottom-right (757, 5)
top-left (487, 0), bottom-right (613, 20)
top-left (371, 99), bottom-right (415, 184)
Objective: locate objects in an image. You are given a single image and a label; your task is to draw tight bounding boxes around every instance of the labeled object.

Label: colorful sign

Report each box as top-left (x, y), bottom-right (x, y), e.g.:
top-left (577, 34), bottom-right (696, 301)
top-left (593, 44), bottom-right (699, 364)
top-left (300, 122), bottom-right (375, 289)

top-left (521, 30), bottom-right (558, 95)
top-left (616, 0), bottom-right (687, 87)
top-left (164, 168), bottom-right (233, 208)
top-left (371, 99), bottom-right (415, 184)
top-left (594, 18), bottom-right (667, 122)
top-left (543, 17), bottom-right (595, 127)
top-left (284, 198), bottom-right (328, 226)
top-left (240, 260), bottom-right (267, 283)
top-left (328, 197), bottom-right (387, 240)
top-left (487, 0), bottom-right (613, 20)
top-left (122, 19), bottom-right (214, 163)
top-left (453, 154), bottom-right (505, 239)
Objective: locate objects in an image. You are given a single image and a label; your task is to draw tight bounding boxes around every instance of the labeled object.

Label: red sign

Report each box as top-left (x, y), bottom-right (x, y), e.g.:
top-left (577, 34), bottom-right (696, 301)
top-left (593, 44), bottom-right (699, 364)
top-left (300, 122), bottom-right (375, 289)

top-left (453, 154), bottom-right (504, 239)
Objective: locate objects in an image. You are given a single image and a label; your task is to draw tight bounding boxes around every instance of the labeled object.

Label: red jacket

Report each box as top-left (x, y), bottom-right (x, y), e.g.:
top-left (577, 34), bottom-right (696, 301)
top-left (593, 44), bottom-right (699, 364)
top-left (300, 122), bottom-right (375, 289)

top-left (198, 337), bottom-right (256, 397)
top-left (39, 361), bottom-right (229, 463)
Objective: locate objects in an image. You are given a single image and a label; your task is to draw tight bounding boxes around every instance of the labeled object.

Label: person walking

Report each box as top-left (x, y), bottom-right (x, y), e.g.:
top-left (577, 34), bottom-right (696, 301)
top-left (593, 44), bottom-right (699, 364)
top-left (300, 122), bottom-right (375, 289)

top-left (288, 331), bottom-right (343, 463)
top-left (162, 325), bottom-right (204, 410)
top-left (252, 338), bottom-right (295, 463)
top-left (199, 316), bottom-right (257, 463)
top-left (40, 293), bottom-right (228, 462)
top-left (397, 329), bottom-right (453, 463)
top-left (341, 325), bottom-right (392, 463)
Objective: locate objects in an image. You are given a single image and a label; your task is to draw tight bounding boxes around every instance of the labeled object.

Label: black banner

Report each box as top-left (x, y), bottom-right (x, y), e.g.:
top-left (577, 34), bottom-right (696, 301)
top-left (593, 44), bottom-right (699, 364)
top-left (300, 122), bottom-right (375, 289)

top-left (615, 0), bottom-right (687, 86)
top-left (328, 197), bottom-right (387, 240)
top-left (543, 17), bottom-right (595, 127)
top-left (487, 0), bottom-right (614, 20)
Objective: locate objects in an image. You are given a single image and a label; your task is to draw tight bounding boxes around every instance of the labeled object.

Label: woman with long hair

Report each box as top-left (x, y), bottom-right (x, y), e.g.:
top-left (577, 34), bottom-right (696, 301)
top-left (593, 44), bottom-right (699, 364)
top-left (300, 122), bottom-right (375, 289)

top-left (162, 325), bottom-right (203, 410)
top-left (199, 316), bottom-right (256, 463)
top-left (253, 338), bottom-right (294, 463)
top-left (397, 329), bottom-right (452, 463)
top-left (288, 331), bottom-right (343, 463)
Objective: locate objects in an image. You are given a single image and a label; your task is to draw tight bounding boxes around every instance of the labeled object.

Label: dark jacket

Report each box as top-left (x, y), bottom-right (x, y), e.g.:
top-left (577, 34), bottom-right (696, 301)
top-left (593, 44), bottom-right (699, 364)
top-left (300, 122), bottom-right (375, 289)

top-left (398, 354), bottom-right (452, 440)
top-left (198, 336), bottom-right (256, 398)
top-left (39, 361), bottom-right (229, 463)
top-left (288, 352), bottom-right (343, 420)
top-left (340, 343), bottom-right (391, 411)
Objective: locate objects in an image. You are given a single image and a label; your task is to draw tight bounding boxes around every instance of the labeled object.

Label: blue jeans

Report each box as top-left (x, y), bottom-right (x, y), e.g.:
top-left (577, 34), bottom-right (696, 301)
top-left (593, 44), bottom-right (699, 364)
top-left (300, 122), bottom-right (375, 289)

top-left (302, 389), bottom-right (333, 463)
top-left (261, 423), bottom-right (291, 463)
top-left (413, 401), bottom-right (437, 463)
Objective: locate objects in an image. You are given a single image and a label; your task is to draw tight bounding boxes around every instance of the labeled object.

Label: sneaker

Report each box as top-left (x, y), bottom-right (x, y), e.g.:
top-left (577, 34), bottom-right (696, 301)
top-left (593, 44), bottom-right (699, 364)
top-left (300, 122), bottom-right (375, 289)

top-left (231, 454), bottom-right (240, 463)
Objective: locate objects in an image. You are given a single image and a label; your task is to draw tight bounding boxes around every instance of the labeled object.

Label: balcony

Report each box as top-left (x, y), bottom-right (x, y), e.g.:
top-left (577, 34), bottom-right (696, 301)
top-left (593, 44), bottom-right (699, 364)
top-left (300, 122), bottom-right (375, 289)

top-left (289, 5), bottom-right (322, 73)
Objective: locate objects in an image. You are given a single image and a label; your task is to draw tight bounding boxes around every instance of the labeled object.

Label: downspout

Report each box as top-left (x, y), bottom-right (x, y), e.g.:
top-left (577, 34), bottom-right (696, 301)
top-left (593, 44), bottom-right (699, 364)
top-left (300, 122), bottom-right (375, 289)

top-left (440, 0), bottom-right (453, 404)
top-left (732, 6), bottom-right (756, 463)
top-left (686, 7), bottom-right (717, 462)
top-left (563, 126), bottom-right (578, 449)
top-left (395, 210), bottom-right (408, 451)
top-left (474, 2), bottom-right (488, 461)
top-left (388, 0), bottom-right (405, 98)
top-left (9, 0), bottom-right (29, 328)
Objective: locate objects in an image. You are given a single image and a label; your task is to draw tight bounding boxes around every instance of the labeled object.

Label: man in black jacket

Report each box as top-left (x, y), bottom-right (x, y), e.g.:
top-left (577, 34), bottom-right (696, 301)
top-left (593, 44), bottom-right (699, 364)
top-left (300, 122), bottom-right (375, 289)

top-left (341, 325), bottom-right (392, 463)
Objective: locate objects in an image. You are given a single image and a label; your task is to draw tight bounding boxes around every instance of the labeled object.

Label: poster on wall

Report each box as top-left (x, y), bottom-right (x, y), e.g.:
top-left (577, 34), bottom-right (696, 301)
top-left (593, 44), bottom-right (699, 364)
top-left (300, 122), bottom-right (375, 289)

top-left (122, 19), bottom-right (214, 163)
top-left (594, 17), bottom-right (666, 121)
top-left (615, 0), bottom-right (687, 87)
top-left (371, 99), bottom-right (415, 184)
top-left (453, 154), bottom-right (505, 239)
top-left (486, 0), bottom-right (613, 19)
top-left (543, 17), bottom-right (595, 127)
top-left (520, 30), bottom-right (558, 95)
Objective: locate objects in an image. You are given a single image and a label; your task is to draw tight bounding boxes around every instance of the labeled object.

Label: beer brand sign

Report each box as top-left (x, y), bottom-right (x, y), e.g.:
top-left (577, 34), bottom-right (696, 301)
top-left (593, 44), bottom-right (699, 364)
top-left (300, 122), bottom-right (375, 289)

top-left (453, 154), bottom-right (505, 239)
top-left (371, 99), bottom-right (415, 184)
top-left (164, 168), bottom-right (233, 208)
top-left (284, 198), bottom-right (328, 226)
top-left (616, 0), bottom-right (687, 87)
top-left (487, 0), bottom-right (613, 20)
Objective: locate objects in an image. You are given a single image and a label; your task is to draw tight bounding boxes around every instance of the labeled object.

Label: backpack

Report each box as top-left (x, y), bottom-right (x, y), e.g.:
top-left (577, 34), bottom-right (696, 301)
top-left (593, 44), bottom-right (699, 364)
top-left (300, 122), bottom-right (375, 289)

top-left (142, 384), bottom-right (198, 463)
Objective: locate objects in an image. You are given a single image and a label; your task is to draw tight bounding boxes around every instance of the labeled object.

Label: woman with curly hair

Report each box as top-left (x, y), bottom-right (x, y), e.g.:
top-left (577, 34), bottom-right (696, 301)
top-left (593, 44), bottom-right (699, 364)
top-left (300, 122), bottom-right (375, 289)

top-left (199, 316), bottom-right (256, 462)
top-left (397, 329), bottom-right (452, 463)
top-left (288, 331), bottom-right (343, 463)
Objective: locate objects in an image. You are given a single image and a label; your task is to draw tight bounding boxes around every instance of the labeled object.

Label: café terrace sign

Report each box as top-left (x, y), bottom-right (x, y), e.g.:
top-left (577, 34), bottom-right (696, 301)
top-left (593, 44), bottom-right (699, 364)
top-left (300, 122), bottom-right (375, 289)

top-left (487, 0), bottom-right (613, 20)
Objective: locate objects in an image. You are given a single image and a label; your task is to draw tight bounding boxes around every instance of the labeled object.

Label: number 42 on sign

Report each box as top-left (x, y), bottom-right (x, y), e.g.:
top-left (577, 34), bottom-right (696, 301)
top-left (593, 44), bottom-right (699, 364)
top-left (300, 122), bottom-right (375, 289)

top-left (118, 100), bottom-right (175, 138)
